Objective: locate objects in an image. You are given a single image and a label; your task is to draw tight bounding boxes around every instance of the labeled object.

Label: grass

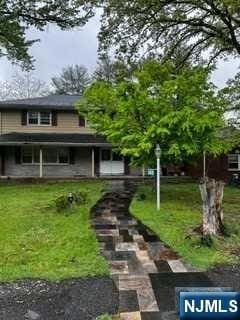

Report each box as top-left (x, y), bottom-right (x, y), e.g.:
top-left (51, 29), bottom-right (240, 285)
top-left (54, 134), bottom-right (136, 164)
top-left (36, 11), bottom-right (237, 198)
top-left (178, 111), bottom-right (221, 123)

top-left (0, 181), bottom-right (109, 282)
top-left (131, 181), bottom-right (240, 269)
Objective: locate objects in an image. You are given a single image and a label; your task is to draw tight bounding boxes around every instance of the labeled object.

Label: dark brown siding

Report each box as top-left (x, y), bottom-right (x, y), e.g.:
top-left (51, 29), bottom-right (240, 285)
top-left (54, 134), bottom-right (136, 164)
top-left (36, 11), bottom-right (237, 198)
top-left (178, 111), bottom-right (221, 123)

top-left (21, 110), bottom-right (27, 125)
top-left (185, 154), bottom-right (237, 181)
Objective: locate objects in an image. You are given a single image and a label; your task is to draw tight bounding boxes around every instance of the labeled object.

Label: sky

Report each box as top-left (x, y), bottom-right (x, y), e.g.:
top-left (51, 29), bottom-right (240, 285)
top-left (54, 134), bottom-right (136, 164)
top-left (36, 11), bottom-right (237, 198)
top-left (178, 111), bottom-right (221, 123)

top-left (0, 17), bottom-right (239, 89)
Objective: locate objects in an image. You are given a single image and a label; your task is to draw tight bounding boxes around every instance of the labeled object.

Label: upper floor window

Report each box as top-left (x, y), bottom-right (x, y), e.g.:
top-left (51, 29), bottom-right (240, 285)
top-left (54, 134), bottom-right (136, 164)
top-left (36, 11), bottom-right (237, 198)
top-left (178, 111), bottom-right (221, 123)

top-left (79, 115), bottom-right (89, 127)
top-left (27, 111), bottom-right (52, 126)
top-left (228, 154), bottom-right (240, 170)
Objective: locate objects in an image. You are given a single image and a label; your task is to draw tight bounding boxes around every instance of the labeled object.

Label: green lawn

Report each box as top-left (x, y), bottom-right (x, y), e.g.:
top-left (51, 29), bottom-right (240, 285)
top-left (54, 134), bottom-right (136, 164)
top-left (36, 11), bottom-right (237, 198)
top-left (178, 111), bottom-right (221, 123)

top-left (0, 181), bottom-right (109, 282)
top-left (131, 181), bottom-right (240, 269)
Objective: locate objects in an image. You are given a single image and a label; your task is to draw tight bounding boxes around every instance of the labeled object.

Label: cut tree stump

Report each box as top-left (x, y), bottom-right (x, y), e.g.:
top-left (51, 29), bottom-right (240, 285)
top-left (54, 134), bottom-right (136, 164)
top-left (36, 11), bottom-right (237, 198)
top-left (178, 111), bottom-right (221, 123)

top-left (199, 177), bottom-right (225, 236)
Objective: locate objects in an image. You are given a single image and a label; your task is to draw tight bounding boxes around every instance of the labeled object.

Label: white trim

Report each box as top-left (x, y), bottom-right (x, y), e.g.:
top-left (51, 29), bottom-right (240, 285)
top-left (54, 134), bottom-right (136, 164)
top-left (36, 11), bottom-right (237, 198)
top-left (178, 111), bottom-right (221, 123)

top-left (39, 147), bottom-right (43, 178)
top-left (228, 154), bottom-right (240, 171)
top-left (100, 148), bottom-right (124, 175)
top-left (27, 111), bottom-right (52, 126)
top-left (92, 148), bottom-right (95, 177)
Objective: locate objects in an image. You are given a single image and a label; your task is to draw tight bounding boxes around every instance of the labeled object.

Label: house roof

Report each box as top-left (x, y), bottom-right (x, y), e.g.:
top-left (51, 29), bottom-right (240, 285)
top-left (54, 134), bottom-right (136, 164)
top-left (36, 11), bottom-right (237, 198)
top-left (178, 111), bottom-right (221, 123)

top-left (0, 133), bottom-right (111, 147)
top-left (0, 95), bottom-right (81, 111)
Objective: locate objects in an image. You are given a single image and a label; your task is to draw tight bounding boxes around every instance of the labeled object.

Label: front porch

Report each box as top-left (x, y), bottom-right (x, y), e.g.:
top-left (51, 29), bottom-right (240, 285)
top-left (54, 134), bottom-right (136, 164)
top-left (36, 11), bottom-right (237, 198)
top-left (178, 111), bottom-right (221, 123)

top-left (0, 133), bottom-right (138, 178)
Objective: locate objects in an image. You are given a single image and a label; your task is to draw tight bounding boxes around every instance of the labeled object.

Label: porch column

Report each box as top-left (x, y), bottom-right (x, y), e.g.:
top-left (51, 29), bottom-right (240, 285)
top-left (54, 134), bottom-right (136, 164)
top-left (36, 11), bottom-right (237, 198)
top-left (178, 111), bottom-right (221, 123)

top-left (91, 147), bottom-right (95, 177)
top-left (142, 165), bottom-right (145, 177)
top-left (39, 147), bottom-right (43, 178)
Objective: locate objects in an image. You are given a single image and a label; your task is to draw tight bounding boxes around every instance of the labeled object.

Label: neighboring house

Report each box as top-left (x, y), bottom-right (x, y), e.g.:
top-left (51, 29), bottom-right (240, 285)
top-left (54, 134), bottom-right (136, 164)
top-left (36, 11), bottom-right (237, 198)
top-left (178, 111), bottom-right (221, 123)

top-left (0, 95), bottom-right (140, 178)
top-left (185, 152), bottom-right (240, 181)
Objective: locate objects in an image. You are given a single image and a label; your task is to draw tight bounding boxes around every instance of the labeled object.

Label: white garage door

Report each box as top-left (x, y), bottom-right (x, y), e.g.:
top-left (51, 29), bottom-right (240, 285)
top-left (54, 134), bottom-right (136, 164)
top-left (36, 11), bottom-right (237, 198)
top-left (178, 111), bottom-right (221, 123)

top-left (100, 149), bottom-right (124, 175)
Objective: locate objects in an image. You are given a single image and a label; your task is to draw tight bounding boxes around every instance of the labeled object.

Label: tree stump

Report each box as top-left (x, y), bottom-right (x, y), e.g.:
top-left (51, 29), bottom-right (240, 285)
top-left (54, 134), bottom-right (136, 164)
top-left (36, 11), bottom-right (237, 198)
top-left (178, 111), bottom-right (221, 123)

top-left (199, 177), bottom-right (225, 236)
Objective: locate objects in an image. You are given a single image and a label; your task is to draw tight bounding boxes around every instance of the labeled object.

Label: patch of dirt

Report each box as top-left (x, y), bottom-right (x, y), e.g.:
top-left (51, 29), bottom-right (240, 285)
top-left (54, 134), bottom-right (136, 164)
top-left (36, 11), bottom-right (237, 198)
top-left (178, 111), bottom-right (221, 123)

top-left (207, 264), bottom-right (240, 291)
top-left (0, 277), bottom-right (118, 320)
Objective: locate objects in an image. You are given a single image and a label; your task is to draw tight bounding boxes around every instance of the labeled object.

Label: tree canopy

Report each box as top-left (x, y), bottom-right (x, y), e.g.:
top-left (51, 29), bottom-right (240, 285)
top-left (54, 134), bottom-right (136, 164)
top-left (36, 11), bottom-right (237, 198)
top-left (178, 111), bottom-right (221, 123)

top-left (0, 1), bottom-right (94, 68)
top-left (92, 0), bottom-right (240, 65)
top-left (78, 60), bottom-right (229, 166)
top-left (0, 72), bottom-right (49, 100)
top-left (51, 65), bottom-right (90, 95)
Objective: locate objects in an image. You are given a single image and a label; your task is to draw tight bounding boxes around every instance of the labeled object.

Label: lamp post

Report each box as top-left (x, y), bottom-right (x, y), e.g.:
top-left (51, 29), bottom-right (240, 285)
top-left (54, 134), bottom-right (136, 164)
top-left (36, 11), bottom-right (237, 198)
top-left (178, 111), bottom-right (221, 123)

top-left (155, 144), bottom-right (161, 210)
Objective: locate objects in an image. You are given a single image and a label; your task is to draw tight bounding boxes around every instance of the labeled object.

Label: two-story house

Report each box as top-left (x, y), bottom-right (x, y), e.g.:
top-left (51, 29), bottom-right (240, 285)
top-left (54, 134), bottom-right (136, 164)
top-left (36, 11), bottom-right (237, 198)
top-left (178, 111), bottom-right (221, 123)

top-left (0, 95), bottom-right (139, 178)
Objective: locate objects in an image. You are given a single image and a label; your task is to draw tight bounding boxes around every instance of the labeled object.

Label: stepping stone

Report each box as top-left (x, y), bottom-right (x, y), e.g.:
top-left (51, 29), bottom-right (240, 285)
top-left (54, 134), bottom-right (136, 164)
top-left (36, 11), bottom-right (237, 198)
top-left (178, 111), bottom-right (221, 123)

top-left (94, 224), bottom-right (117, 229)
top-left (110, 260), bottom-right (129, 275)
top-left (96, 229), bottom-right (120, 237)
top-left (116, 242), bottom-right (139, 252)
top-left (118, 275), bottom-right (152, 291)
top-left (129, 228), bottom-right (140, 236)
top-left (168, 260), bottom-right (188, 273)
top-left (155, 261), bottom-right (173, 273)
top-left (137, 287), bottom-right (159, 312)
top-left (147, 242), bottom-right (167, 260)
top-left (119, 229), bottom-right (134, 242)
top-left (158, 248), bottom-right (179, 261)
top-left (120, 311), bottom-right (142, 320)
top-left (119, 290), bottom-right (139, 312)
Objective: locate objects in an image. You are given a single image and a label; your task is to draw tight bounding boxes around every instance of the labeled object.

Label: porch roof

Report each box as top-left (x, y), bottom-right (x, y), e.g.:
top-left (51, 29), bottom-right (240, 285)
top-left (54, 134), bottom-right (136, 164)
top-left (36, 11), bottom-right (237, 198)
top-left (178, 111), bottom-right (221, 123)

top-left (0, 133), bottom-right (112, 147)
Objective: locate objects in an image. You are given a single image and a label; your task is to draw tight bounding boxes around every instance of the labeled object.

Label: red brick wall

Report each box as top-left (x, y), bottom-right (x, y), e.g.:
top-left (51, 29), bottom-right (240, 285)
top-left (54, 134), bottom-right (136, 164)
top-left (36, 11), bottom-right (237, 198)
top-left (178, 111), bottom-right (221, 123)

top-left (185, 155), bottom-right (239, 181)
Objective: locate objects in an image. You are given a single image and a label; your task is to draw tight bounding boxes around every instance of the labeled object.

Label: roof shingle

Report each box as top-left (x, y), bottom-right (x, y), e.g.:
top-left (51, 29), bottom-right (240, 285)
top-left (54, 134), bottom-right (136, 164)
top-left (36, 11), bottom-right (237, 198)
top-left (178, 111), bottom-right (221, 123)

top-left (0, 132), bottom-right (111, 146)
top-left (0, 95), bottom-right (81, 110)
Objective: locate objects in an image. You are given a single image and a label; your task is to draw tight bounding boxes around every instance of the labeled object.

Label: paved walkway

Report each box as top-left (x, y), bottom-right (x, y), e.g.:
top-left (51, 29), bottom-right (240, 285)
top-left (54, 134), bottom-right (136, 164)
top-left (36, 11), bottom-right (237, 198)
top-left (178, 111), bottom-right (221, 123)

top-left (91, 182), bottom-right (213, 320)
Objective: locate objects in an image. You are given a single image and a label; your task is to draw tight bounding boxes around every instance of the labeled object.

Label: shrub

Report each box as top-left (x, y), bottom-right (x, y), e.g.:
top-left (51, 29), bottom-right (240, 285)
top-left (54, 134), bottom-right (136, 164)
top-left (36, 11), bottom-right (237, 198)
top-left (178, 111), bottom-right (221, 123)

top-left (55, 191), bottom-right (88, 212)
top-left (136, 192), bottom-right (146, 201)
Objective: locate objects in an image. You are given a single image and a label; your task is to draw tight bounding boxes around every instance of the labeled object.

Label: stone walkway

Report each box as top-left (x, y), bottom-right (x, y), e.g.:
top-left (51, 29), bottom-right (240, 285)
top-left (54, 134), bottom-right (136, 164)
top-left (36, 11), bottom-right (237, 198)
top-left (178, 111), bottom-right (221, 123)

top-left (91, 182), bottom-right (213, 320)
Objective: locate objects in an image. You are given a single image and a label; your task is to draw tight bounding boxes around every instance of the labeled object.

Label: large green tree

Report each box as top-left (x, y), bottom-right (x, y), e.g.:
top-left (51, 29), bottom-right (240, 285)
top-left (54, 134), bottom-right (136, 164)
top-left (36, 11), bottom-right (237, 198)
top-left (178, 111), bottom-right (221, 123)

top-left (0, 1), bottom-right (94, 68)
top-left (78, 60), bottom-right (232, 236)
top-left (88, 0), bottom-right (240, 65)
top-left (79, 60), bottom-right (228, 165)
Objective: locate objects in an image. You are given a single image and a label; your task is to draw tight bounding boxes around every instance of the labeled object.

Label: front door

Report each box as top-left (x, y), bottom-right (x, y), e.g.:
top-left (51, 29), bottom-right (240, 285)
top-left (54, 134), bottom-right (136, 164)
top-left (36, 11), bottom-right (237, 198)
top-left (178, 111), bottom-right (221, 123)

top-left (100, 149), bottom-right (124, 175)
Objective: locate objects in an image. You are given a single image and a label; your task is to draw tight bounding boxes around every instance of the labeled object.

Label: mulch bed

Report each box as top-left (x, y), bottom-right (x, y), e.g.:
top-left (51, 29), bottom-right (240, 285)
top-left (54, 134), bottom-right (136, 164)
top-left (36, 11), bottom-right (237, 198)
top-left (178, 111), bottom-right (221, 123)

top-left (0, 277), bottom-right (118, 320)
top-left (207, 264), bottom-right (240, 291)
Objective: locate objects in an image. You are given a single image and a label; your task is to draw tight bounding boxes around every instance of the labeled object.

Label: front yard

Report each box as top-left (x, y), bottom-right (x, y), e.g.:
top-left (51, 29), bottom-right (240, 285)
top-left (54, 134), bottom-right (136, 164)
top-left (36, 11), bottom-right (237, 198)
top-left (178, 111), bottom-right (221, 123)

top-left (131, 181), bottom-right (240, 269)
top-left (0, 181), bottom-right (109, 282)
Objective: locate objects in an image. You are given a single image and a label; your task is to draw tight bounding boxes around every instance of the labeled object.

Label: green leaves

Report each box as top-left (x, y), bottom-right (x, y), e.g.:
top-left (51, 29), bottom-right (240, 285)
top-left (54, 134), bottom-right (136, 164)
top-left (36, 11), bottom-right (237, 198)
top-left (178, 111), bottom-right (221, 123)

top-left (77, 60), bottom-right (230, 166)
top-left (0, 1), bottom-right (94, 68)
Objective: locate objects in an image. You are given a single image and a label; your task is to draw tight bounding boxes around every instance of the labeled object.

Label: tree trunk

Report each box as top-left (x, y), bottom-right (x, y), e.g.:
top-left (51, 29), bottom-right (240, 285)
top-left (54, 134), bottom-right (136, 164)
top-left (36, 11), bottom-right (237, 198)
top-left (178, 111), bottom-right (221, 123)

top-left (199, 177), bottom-right (225, 236)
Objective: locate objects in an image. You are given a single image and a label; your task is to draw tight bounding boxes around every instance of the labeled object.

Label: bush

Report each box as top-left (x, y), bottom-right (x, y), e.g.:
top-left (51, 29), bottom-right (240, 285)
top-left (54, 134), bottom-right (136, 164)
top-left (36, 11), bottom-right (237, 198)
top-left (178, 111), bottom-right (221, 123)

top-left (136, 192), bottom-right (147, 201)
top-left (55, 191), bottom-right (88, 212)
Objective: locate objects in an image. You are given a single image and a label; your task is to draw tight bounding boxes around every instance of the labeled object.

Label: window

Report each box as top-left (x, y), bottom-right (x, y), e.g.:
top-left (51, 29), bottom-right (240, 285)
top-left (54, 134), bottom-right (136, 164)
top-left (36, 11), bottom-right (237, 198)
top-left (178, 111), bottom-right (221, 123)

top-left (112, 151), bottom-right (123, 161)
top-left (28, 112), bottom-right (38, 125)
top-left (228, 154), bottom-right (240, 170)
top-left (43, 147), bottom-right (58, 163)
top-left (102, 149), bottom-right (111, 161)
top-left (59, 148), bottom-right (69, 164)
top-left (101, 149), bottom-right (123, 161)
top-left (40, 112), bottom-right (51, 125)
top-left (21, 147), bottom-right (69, 164)
top-left (79, 116), bottom-right (90, 127)
top-left (22, 146), bottom-right (34, 163)
top-left (27, 111), bottom-right (51, 125)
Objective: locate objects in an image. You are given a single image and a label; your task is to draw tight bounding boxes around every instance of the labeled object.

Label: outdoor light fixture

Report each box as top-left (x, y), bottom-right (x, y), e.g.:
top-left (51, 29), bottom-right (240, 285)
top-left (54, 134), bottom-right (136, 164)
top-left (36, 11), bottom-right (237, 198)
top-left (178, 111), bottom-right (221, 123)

top-left (155, 144), bottom-right (161, 210)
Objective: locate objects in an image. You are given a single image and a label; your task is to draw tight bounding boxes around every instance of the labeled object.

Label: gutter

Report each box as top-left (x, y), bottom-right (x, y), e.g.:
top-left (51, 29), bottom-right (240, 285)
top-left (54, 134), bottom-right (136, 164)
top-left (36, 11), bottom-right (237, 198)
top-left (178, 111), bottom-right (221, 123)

top-left (0, 142), bottom-right (112, 147)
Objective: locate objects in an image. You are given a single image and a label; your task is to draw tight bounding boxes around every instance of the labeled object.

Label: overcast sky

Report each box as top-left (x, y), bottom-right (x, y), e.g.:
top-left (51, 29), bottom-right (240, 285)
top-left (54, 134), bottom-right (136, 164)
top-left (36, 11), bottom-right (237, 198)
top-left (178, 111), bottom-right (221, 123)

top-left (0, 17), bottom-right (239, 89)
